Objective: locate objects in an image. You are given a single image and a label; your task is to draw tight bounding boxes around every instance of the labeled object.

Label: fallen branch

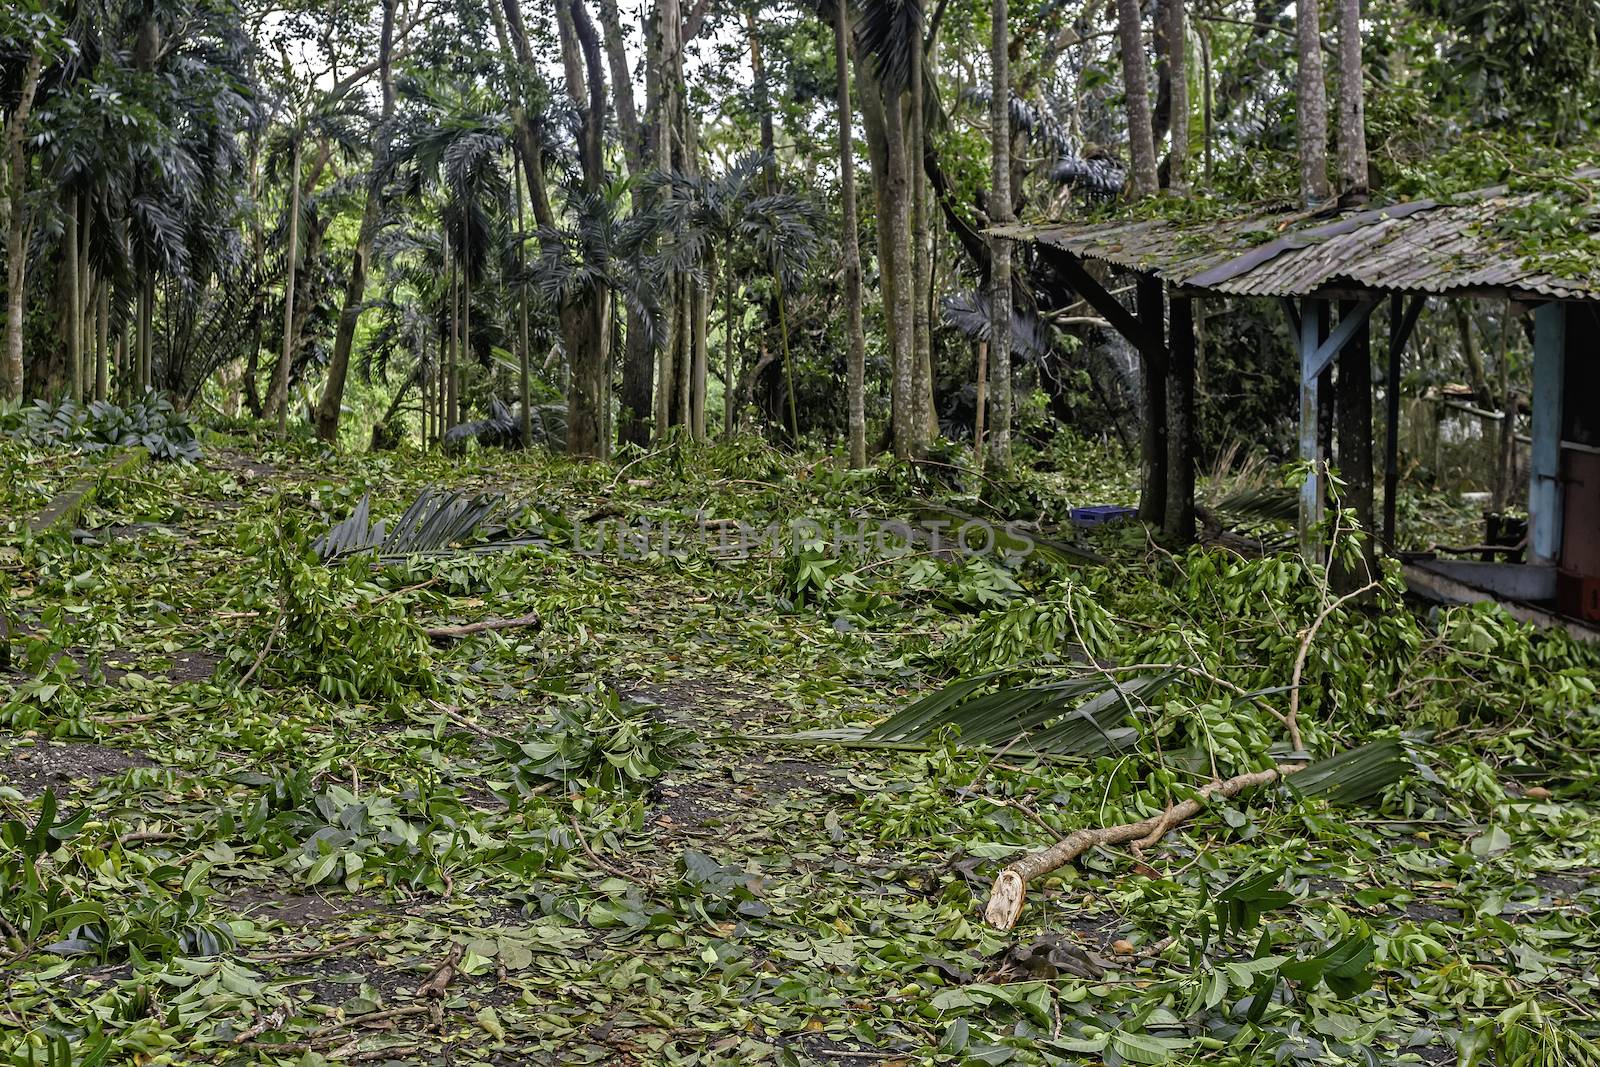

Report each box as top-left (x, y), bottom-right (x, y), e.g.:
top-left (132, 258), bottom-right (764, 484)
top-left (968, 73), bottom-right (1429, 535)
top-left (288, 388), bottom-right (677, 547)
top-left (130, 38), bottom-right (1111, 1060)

top-left (248, 934), bottom-right (378, 964)
top-left (312, 1003), bottom-right (431, 1038)
top-left (1284, 581), bottom-right (1381, 752)
top-left (416, 941), bottom-right (463, 999)
top-left (232, 1006), bottom-right (287, 1045)
top-left (423, 611), bottom-right (542, 641)
top-left (983, 764), bottom-right (1306, 930)
top-left (570, 816), bottom-right (655, 886)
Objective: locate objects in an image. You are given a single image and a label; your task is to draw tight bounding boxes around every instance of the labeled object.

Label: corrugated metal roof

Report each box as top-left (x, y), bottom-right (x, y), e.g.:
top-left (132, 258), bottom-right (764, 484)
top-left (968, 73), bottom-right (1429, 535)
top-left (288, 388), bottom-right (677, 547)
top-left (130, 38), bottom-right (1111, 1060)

top-left (999, 174), bottom-right (1600, 302)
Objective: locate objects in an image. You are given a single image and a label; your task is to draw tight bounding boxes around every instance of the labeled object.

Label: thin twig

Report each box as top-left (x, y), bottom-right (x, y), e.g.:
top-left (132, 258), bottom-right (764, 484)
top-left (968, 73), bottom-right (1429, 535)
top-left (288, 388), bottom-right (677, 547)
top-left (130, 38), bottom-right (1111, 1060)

top-left (1285, 581), bottom-right (1381, 752)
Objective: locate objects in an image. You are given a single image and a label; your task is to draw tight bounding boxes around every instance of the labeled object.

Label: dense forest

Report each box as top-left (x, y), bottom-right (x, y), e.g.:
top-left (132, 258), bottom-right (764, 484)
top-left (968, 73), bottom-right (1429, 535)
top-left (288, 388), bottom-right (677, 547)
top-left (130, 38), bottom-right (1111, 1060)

top-left (3, 0), bottom-right (1600, 1064)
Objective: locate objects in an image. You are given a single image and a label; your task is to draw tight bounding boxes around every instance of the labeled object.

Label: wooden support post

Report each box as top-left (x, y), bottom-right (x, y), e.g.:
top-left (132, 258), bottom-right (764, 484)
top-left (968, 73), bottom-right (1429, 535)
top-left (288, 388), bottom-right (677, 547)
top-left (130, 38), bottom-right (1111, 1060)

top-left (1383, 294), bottom-right (1404, 548)
top-left (1138, 276), bottom-right (1168, 528)
top-left (1336, 299), bottom-right (1374, 578)
top-left (1529, 302), bottom-right (1566, 566)
top-left (1381, 294), bottom-right (1424, 549)
top-left (1299, 298), bottom-right (1329, 555)
top-left (1165, 294), bottom-right (1196, 543)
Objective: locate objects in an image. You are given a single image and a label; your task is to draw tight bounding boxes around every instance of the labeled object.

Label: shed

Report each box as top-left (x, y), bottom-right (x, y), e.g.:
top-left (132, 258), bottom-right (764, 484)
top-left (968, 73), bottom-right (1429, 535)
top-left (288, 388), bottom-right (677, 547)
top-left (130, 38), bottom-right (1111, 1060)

top-left (1001, 172), bottom-right (1600, 629)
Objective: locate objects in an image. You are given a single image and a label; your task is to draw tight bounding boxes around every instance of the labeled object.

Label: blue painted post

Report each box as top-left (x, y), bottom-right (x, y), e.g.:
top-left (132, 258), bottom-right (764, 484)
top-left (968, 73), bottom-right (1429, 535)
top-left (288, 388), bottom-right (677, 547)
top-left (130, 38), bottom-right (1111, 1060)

top-left (1299, 299), bottom-right (1328, 556)
top-left (1529, 302), bottom-right (1566, 566)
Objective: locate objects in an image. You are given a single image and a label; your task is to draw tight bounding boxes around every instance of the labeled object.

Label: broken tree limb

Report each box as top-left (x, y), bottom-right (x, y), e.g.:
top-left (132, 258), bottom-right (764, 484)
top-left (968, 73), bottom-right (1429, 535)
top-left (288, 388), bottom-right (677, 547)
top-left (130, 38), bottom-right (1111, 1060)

top-left (416, 941), bottom-right (463, 999)
top-left (1284, 580), bottom-right (1380, 751)
top-left (983, 764), bottom-right (1307, 930)
top-left (423, 611), bottom-right (542, 641)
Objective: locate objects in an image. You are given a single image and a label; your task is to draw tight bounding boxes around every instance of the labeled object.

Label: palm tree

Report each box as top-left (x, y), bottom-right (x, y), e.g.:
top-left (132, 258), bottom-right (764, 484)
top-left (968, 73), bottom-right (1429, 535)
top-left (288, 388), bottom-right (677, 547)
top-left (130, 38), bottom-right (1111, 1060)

top-left (653, 152), bottom-right (820, 442)
top-left (390, 81), bottom-right (511, 438)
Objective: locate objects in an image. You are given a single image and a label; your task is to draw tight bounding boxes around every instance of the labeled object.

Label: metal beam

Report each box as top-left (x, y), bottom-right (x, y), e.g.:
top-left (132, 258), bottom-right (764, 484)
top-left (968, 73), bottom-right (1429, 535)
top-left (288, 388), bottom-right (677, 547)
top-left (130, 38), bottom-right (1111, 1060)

top-left (1302, 296), bottom-right (1380, 384)
top-left (1529, 302), bottom-right (1566, 566)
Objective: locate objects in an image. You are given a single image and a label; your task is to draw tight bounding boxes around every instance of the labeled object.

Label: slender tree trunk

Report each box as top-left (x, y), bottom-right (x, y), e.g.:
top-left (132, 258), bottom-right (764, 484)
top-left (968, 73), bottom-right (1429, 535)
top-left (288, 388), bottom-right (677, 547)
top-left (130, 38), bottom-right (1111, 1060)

top-left (834, 0), bottom-right (868, 468)
top-left (447, 244), bottom-right (459, 432)
top-left (554, 0), bottom-right (612, 459)
top-left (67, 196), bottom-right (83, 403)
top-left (140, 272), bottom-right (154, 392)
top-left (314, 0), bottom-right (397, 444)
top-left (748, 12), bottom-right (776, 181)
top-left (1334, 0), bottom-right (1367, 202)
top-left (974, 339), bottom-right (988, 467)
top-left (2, 51), bottom-right (42, 402)
top-left (724, 275), bottom-right (737, 437)
top-left (1199, 21), bottom-right (1213, 187)
top-left (656, 275), bottom-right (675, 435)
top-left (1117, 0), bottom-right (1159, 198)
top-left (1166, 0), bottom-right (1189, 193)
top-left (988, 0), bottom-right (1014, 464)
top-left (692, 255), bottom-right (711, 441)
top-left (884, 84), bottom-right (916, 459)
top-left (778, 280), bottom-right (800, 440)
top-left (1296, 0), bottom-right (1331, 205)
top-left (514, 156), bottom-right (532, 447)
top-left (597, 0), bottom-right (656, 449)
top-left (95, 281), bottom-right (109, 402)
top-left (272, 136), bottom-right (303, 431)
top-left (678, 278), bottom-right (693, 434)
top-left (79, 205), bottom-right (92, 400)
top-left (910, 11), bottom-right (934, 453)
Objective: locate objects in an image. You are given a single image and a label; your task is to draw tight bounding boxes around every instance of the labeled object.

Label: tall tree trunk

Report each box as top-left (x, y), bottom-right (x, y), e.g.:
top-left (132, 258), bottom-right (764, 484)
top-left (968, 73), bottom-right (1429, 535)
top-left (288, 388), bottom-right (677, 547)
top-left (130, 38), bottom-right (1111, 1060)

top-left (2, 50), bottom-right (42, 402)
top-left (1334, 0), bottom-right (1367, 202)
top-left (657, 275), bottom-right (678, 433)
top-left (447, 244), bottom-right (459, 431)
top-left (692, 255), bottom-right (711, 441)
top-left (554, 0), bottom-right (612, 459)
top-left (314, 0), bottom-right (397, 445)
top-left (1166, 0), bottom-right (1189, 193)
top-left (778, 278), bottom-right (799, 440)
top-left (514, 154), bottom-right (532, 447)
top-left (139, 272), bottom-right (154, 393)
top-left (724, 274), bottom-right (737, 437)
top-left (834, 0), bottom-right (868, 468)
top-left (95, 281), bottom-right (109, 402)
top-left (987, 0), bottom-right (1014, 463)
top-left (598, 0), bottom-right (655, 448)
top-left (271, 136), bottom-right (303, 431)
top-left (1296, 0), bottom-right (1331, 205)
top-left (1199, 20), bottom-right (1213, 187)
top-left (748, 13), bottom-right (776, 181)
top-left (1117, 0), bottom-right (1159, 198)
top-left (884, 83), bottom-right (916, 460)
top-left (974, 339), bottom-right (988, 467)
top-left (79, 203), bottom-right (91, 400)
top-left (67, 195), bottom-right (83, 403)
top-left (911, 7), bottom-right (934, 453)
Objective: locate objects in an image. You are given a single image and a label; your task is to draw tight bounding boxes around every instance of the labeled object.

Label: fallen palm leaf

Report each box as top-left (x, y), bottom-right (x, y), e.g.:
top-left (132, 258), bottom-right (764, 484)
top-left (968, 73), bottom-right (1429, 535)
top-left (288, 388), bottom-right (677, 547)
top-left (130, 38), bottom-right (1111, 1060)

top-left (862, 671), bottom-right (1168, 756)
top-left (983, 739), bottom-right (1415, 930)
top-left (313, 488), bottom-right (542, 561)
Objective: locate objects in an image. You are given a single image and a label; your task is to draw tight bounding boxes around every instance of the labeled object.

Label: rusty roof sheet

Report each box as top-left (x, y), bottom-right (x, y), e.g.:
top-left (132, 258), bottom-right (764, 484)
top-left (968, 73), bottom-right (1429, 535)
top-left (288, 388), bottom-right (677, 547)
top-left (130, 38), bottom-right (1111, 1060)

top-left (999, 174), bottom-right (1600, 302)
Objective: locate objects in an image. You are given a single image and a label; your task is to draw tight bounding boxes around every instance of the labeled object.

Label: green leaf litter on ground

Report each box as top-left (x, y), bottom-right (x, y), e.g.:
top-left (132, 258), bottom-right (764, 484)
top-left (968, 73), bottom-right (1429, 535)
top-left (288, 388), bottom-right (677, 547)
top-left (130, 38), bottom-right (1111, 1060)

top-left (1, 434), bottom-right (1599, 1065)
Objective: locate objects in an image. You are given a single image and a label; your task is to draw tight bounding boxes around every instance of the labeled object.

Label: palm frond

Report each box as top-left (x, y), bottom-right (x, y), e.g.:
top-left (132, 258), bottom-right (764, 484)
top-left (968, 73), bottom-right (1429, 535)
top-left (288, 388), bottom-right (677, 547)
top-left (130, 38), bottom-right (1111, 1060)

top-left (313, 487), bottom-right (535, 561)
top-left (940, 290), bottom-right (1056, 360)
top-left (863, 672), bottom-right (1167, 755)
